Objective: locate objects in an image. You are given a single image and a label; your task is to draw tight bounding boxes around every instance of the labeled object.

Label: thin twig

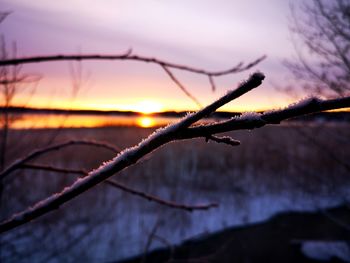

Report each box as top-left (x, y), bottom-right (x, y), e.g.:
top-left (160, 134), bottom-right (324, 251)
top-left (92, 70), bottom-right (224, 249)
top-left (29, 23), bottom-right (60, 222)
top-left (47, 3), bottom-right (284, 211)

top-left (208, 75), bottom-right (216, 92)
top-left (0, 74), bottom-right (41, 85)
top-left (0, 140), bottom-right (120, 180)
top-left (0, 12), bottom-right (11, 24)
top-left (0, 52), bottom-right (265, 107)
top-left (142, 217), bottom-right (161, 263)
top-left (20, 163), bottom-right (218, 212)
top-left (0, 52), bottom-right (266, 77)
top-left (161, 65), bottom-right (202, 107)
top-left (106, 179), bottom-right (218, 212)
top-left (205, 135), bottom-right (240, 146)
top-left (20, 164), bottom-right (87, 176)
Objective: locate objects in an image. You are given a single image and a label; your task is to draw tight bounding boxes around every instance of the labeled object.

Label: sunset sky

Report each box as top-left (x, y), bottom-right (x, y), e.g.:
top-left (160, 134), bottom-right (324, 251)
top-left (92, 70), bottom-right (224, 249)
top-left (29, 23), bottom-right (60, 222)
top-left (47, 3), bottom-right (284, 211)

top-left (1, 0), bottom-right (306, 112)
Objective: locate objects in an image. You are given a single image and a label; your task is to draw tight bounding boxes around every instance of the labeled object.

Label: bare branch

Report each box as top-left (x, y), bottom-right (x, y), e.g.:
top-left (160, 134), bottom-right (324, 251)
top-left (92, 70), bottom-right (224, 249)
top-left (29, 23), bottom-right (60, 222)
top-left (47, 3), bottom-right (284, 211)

top-left (0, 74), bottom-right (41, 85)
top-left (0, 140), bottom-right (120, 180)
top-left (20, 164), bottom-right (87, 176)
top-left (20, 164), bottom-right (218, 212)
top-left (105, 179), bottom-right (218, 212)
top-left (161, 65), bottom-right (202, 107)
top-left (208, 75), bottom-right (216, 92)
top-left (0, 11), bottom-right (11, 24)
top-left (287, 1), bottom-right (350, 96)
top-left (0, 51), bottom-right (265, 107)
top-left (0, 51), bottom-right (265, 108)
top-left (0, 52), bottom-right (266, 77)
top-left (142, 218), bottom-right (161, 263)
top-left (0, 72), bottom-right (265, 233)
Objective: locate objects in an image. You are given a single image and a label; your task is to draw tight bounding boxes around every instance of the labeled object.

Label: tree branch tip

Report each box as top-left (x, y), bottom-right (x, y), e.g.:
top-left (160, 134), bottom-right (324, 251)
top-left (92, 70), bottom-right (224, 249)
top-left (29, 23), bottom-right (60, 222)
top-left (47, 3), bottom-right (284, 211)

top-left (251, 71), bottom-right (265, 82)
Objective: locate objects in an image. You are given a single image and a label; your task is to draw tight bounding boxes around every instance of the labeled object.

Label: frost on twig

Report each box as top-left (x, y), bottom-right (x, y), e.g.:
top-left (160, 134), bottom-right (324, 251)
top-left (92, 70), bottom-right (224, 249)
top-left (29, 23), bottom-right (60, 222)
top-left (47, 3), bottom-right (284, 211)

top-left (176, 96), bottom-right (350, 140)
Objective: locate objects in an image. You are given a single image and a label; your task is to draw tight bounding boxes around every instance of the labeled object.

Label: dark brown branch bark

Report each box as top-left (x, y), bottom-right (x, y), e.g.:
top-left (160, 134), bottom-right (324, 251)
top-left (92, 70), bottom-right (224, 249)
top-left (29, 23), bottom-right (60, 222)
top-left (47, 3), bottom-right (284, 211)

top-left (20, 163), bottom-right (218, 211)
top-left (0, 72), bottom-right (264, 233)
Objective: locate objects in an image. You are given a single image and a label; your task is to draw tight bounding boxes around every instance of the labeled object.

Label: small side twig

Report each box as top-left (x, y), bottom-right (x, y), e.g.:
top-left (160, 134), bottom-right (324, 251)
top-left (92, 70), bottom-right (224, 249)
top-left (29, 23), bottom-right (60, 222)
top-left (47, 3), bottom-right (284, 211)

top-left (161, 65), bottom-right (202, 108)
top-left (0, 74), bottom-right (41, 85)
top-left (208, 75), bottom-right (216, 92)
top-left (205, 135), bottom-right (240, 146)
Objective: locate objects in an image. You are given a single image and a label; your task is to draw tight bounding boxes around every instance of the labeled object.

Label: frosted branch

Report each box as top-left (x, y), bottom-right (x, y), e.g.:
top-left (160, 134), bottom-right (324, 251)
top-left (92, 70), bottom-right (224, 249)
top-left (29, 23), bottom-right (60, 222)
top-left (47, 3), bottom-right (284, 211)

top-left (0, 72), bottom-right (264, 233)
top-left (2, 74), bottom-right (349, 234)
top-left (176, 96), bottom-right (350, 139)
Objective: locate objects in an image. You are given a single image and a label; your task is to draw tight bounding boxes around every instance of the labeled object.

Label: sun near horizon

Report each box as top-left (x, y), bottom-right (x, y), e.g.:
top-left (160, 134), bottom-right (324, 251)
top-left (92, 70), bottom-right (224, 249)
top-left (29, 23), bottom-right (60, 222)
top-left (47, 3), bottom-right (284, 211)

top-left (128, 100), bottom-right (164, 114)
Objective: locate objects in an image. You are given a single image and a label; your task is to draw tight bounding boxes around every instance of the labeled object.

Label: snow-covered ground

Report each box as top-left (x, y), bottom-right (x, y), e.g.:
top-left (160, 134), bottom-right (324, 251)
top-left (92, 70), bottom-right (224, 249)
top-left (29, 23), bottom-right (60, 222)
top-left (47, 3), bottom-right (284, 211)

top-left (2, 178), bottom-right (349, 262)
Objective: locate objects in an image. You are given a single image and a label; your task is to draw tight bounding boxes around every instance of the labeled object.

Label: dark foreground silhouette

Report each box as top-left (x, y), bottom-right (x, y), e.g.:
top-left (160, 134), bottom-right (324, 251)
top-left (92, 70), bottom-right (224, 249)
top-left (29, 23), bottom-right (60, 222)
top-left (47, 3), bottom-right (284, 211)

top-left (118, 204), bottom-right (350, 263)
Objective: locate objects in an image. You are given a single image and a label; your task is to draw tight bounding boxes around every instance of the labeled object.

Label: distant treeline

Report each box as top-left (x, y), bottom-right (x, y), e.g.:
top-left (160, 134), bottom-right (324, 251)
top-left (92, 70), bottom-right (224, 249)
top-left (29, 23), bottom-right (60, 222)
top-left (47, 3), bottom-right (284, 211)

top-left (0, 106), bottom-right (349, 122)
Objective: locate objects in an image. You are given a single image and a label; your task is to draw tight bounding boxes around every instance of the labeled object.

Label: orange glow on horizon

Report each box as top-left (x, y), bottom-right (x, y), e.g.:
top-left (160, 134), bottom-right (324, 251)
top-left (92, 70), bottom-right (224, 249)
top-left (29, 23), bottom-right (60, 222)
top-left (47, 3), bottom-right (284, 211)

top-left (128, 100), bottom-right (164, 114)
top-left (9, 115), bottom-right (135, 129)
top-left (9, 96), bottom-right (294, 113)
top-left (11, 91), bottom-right (347, 113)
top-left (6, 114), bottom-right (174, 129)
top-left (136, 116), bottom-right (156, 128)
